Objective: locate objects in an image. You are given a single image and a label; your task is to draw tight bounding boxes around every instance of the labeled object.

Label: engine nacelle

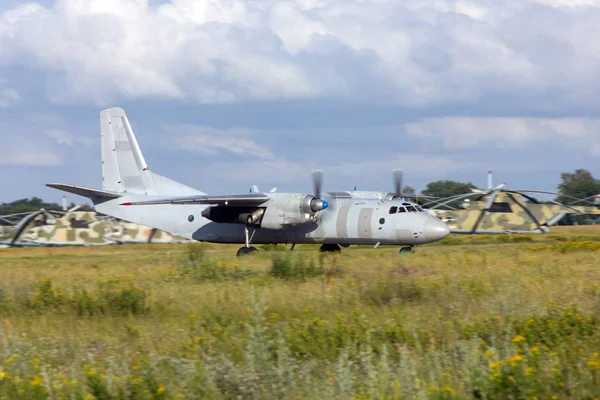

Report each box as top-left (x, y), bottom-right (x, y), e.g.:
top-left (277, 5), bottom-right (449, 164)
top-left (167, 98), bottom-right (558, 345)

top-left (238, 208), bottom-right (265, 225)
top-left (259, 194), bottom-right (327, 230)
top-left (201, 193), bottom-right (328, 230)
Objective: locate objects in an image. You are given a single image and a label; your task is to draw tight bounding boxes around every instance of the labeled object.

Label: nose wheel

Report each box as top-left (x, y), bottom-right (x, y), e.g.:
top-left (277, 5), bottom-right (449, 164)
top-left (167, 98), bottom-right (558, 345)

top-left (319, 244), bottom-right (341, 253)
top-left (399, 246), bottom-right (417, 254)
top-left (237, 246), bottom-right (258, 256)
top-left (237, 225), bottom-right (258, 257)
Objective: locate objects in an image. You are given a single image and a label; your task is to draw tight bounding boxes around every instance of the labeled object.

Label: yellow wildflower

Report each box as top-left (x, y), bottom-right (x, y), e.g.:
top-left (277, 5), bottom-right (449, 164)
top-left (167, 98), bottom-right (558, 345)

top-left (30, 375), bottom-right (43, 386)
top-left (157, 385), bottom-right (165, 393)
top-left (443, 387), bottom-right (456, 396)
top-left (512, 335), bottom-right (525, 343)
top-left (489, 361), bottom-right (501, 369)
top-left (588, 360), bottom-right (600, 370)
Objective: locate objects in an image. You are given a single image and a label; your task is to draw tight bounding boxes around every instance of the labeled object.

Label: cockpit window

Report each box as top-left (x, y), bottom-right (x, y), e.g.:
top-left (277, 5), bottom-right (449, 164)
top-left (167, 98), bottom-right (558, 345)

top-left (489, 202), bottom-right (512, 213)
top-left (406, 206), bottom-right (417, 212)
top-left (69, 219), bottom-right (89, 229)
top-left (389, 206), bottom-right (398, 214)
top-left (398, 207), bottom-right (406, 213)
top-left (416, 206), bottom-right (424, 212)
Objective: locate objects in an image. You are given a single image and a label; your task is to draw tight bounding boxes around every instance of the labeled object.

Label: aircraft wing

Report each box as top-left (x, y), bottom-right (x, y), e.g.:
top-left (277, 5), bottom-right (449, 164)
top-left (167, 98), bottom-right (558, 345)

top-left (47, 184), bottom-right (122, 199)
top-left (120, 193), bottom-right (271, 206)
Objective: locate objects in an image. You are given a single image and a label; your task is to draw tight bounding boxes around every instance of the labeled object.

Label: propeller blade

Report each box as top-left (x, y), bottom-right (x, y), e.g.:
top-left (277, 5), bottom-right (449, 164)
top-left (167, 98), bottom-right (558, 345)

top-left (393, 169), bottom-right (404, 197)
top-left (312, 170), bottom-right (324, 199)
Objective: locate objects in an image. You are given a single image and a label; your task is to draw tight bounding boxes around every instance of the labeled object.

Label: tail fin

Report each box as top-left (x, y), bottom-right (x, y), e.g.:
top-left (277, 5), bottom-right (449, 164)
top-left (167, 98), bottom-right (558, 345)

top-left (101, 108), bottom-right (202, 196)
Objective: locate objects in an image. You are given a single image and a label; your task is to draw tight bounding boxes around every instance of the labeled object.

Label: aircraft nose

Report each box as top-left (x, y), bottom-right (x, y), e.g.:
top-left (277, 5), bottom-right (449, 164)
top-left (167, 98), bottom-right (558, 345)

top-left (424, 218), bottom-right (450, 242)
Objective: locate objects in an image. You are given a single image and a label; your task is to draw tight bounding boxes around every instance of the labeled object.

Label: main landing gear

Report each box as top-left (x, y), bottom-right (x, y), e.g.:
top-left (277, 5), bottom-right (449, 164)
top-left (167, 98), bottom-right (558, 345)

top-left (237, 226), bottom-right (258, 257)
top-left (399, 246), bottom-right (417, 254)
top-left (319, 244), bottom-right (341, 253)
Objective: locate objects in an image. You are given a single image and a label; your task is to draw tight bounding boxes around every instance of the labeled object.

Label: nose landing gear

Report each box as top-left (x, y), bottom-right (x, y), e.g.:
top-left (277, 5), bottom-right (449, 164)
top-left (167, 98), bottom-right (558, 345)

top-left (399, 245), bottom-right (417, 254)
top-left (237, 225), bottom-right (258, 257)
top-left (319, 244), bottom-right (341, 253)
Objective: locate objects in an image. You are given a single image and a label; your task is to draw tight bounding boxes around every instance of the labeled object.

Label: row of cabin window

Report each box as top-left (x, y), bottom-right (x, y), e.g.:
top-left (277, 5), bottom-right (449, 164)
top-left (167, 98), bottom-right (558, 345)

top-left (389, 205), bottom-right (424, 214)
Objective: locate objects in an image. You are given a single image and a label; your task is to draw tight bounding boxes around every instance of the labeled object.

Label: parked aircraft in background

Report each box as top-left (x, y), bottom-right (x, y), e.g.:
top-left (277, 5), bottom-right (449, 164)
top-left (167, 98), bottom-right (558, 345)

top-left (423, 171), bottom-right (600, 234)
top-left (0, 209), bottom-right (188, 247)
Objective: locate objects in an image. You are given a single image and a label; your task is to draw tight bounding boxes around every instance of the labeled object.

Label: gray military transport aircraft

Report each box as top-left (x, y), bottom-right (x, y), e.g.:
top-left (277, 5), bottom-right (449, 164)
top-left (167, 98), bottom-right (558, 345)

top-left (47, 108), bottom-right (450, 256)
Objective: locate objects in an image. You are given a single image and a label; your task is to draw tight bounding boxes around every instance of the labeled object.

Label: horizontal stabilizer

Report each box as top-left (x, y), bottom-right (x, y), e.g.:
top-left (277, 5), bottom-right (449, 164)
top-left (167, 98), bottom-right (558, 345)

top-left (120, 193), bottom-right (270, 206)
top-left (47, 184), bottom-right (122, 200)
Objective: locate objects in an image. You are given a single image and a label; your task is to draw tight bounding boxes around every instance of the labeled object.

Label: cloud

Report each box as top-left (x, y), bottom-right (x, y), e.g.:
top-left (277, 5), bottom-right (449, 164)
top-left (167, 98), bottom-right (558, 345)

top-left (0, 88), bottom-right (20, 107)
top-left (46, 128), bottom-right (93, 147)
top-left (1, 0), bottom-right (600, 108)
top-left (406, 117), bottom-right (600, 153)
top-left (165, 124), bottom-right (276, 159)
top-left (208, 153), bottom-right (478, 185)
top-left (0, 150), bottom-right (62, 166)
top-left (47, 129), bottom-right (73, 146)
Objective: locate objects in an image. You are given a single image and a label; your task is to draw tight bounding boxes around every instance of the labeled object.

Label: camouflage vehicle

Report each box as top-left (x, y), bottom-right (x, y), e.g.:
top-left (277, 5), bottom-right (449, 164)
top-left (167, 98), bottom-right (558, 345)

top-left (19, 211), bottom-right (188, 246)
top-left (0, 211), bottom-right (40, 244)
top-left (426, 190), bottom-right (600, 234)
top-left (0, 220), bottom-right (15, 242)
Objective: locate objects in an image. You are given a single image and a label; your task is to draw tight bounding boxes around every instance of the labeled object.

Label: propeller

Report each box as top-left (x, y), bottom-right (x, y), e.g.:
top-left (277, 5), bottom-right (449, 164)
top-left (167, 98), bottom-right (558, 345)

top-left (393, 168), bottom-right (404, 198)
top-left (310, 170), bottom-right (328, 212)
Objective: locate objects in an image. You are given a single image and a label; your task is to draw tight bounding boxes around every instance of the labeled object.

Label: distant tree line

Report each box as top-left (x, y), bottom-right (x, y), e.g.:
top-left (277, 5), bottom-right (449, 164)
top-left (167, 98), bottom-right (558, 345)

top-left (0, 197), bottom-right (93, 216)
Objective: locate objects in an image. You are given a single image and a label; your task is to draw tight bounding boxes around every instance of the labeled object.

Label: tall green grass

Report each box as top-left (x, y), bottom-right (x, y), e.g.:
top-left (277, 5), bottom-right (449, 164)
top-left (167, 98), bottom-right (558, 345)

top-left (0, 231), bottom-right (599, 398)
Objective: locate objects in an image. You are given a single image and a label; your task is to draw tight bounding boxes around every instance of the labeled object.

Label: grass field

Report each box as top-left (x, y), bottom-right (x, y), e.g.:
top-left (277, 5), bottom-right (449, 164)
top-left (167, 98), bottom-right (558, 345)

top-left (0, 226), bottom-right (599, 399)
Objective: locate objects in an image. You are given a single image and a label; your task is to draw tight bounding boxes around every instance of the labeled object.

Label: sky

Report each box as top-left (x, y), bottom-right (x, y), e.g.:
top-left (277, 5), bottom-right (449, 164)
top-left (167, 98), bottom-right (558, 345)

top-left (1, 0), bottom-right (600, 203)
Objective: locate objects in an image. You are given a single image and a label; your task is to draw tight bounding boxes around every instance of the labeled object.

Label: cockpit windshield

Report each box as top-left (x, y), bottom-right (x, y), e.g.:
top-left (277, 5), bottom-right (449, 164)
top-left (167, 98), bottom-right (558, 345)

top-left (390, 202), bottom-right (425, 214)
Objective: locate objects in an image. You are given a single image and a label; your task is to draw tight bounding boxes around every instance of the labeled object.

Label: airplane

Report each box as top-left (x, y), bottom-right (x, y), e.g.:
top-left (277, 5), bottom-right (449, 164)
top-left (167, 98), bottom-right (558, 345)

top-left (423, 171), bottom-right (600, 234)
top-left (47, 108), bottom-right (450, 256)
top-left (19, 211), bottom-right (189, 246)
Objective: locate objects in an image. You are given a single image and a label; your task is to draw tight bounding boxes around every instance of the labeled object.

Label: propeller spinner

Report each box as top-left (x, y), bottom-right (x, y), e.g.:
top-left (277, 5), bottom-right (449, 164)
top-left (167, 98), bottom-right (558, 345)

top-left (310, 170), bottom-right (328, 212)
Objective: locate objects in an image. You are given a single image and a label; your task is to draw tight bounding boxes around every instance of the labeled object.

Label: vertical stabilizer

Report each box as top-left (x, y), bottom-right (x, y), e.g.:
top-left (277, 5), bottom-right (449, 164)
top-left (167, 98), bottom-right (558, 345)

top-left (100, 108), bottom-right (202, 196)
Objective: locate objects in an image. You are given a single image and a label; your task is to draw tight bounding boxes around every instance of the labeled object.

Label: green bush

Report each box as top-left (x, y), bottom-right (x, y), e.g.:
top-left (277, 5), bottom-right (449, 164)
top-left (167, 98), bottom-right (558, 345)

top-left (269, 254), bottom-right (324, 280)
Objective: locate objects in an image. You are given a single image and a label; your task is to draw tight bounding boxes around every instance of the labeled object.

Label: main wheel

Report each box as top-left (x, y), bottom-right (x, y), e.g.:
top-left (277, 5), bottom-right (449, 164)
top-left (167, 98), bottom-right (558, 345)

top-left (237, 246), bottom-right (258, 257)
top-left (319, 244), bottom-right (341, 253)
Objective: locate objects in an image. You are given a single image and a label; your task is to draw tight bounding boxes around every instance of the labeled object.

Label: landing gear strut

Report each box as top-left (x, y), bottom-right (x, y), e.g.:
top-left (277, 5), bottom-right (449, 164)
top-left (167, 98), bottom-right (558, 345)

top-left (399, 245), bottom-right (417, 254)
top-left (237, 225), bottom-right (258, 257)
top-left (319, 244), bottom-right (341, 253)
